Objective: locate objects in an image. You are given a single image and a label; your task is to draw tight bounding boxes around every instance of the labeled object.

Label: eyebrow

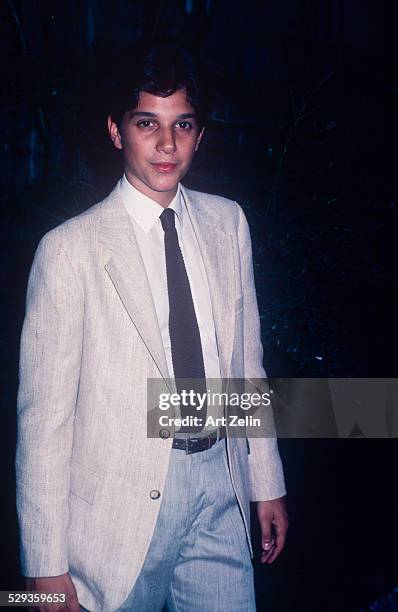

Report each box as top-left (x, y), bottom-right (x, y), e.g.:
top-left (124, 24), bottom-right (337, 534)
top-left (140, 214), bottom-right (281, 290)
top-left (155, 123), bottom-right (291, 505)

top-left (128, 111), bottom-right (197, 120)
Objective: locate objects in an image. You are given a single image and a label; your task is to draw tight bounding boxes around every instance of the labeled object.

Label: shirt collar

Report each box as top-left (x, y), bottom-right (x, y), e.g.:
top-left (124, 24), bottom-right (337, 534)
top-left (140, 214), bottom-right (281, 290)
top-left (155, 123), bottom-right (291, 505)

top-left (120, 174), bottom-right (183, 234)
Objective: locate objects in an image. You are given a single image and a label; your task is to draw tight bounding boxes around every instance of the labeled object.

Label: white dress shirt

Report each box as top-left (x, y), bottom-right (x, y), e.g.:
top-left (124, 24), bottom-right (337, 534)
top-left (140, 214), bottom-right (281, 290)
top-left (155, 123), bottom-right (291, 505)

top-left (119, 174), bottom-right (222, 434)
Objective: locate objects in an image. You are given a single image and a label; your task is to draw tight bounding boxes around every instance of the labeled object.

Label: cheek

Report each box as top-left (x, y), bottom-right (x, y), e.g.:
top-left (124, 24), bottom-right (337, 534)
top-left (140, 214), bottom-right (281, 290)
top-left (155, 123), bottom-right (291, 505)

top-left (124, 142), bottom-right (147, 164)
top-left (180, 140), bottom-right (198, 162)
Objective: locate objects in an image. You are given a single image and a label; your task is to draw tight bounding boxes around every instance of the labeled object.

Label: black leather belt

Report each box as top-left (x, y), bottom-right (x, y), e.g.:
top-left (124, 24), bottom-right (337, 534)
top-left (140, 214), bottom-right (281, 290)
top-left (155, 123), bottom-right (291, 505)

top-left (172, 428), bottom-right (226, 454)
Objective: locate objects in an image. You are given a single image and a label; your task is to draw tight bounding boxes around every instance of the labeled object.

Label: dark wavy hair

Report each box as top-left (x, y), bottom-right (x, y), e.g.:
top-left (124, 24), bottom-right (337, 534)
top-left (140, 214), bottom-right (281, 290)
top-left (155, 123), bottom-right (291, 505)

top-left (108, 42), bottom-right (209, 130)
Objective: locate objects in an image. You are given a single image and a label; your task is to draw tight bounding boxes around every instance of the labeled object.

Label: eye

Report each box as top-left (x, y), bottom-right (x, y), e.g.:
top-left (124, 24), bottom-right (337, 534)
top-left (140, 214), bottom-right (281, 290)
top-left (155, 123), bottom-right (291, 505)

top-left (136, 120), bottom-right (155, 129)
top-left (176, 121), bottom-right (193, 130)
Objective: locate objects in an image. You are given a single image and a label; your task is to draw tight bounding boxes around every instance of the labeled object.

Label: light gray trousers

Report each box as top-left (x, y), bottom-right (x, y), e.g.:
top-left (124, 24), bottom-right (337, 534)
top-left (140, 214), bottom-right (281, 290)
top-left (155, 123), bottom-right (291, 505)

top-left (116, 438), bottom-right (256, 612)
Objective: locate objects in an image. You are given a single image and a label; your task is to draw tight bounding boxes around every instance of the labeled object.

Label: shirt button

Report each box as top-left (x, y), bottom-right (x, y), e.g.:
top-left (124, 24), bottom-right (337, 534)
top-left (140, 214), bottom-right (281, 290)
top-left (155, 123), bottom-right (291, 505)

top-left (149, 490), bottom-right (161, 500)
top-left (159, 428), bottom-right (170, 439)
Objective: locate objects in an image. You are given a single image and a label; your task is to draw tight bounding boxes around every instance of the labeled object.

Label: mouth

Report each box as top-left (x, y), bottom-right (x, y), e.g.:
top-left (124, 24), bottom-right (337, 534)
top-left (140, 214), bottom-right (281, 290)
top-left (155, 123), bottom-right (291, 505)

top-left (151, 162), bottom-right (178, 174)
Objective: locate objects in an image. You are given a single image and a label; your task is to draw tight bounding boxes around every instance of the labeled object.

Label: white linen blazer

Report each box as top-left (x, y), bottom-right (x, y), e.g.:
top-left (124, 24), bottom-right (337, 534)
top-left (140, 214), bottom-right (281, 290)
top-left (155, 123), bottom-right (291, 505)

top-left (16, 182), bottom-right (286, 611)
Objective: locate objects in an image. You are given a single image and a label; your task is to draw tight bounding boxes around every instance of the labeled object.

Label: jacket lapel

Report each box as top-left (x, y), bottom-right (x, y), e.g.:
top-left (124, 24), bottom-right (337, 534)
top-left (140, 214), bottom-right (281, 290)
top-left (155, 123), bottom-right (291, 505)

top-left (97, 182), bottom-right (236, 383)
top-left (98, 183), bottom-right (171, 385)
top-left (181, 186), bottom-right (236, 378)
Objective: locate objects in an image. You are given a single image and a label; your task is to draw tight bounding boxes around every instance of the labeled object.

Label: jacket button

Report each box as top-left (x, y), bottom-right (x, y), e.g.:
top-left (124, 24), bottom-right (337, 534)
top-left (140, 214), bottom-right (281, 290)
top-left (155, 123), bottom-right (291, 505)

top-left (159, 428), bottom-right (170, 439)
top-left (149, 490), bottom-right (161, 500)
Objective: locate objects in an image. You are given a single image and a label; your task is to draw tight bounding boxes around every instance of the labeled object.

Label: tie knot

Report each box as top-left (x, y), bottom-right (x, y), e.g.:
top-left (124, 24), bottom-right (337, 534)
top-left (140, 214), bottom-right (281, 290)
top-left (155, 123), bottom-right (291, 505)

top-left (160, 208), bottom-right (176, 232)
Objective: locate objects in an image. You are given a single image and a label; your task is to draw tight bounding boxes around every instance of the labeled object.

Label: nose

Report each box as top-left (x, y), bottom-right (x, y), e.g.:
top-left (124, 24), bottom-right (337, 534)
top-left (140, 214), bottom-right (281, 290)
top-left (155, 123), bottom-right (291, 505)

top-left (156, 127), bottom-right (176, 154)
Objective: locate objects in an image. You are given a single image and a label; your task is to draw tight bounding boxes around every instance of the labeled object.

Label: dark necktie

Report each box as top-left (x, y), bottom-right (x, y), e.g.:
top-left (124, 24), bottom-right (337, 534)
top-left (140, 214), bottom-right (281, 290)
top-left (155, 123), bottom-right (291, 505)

top-left (160, 207), bottom-right (207, 433)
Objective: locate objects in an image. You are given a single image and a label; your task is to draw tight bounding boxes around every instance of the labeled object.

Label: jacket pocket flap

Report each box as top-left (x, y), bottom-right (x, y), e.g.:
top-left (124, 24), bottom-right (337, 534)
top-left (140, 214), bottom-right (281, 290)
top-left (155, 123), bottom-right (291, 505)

top-left (70, 461), bottom-right (101, 504)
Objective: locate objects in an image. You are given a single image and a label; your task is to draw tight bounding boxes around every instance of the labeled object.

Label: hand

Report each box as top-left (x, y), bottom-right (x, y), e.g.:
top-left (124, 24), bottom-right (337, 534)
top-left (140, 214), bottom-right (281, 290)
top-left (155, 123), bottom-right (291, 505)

top-left (256, 496), bottom-right (289, 564)
top-left (26, 573), bottom-right (80, 612)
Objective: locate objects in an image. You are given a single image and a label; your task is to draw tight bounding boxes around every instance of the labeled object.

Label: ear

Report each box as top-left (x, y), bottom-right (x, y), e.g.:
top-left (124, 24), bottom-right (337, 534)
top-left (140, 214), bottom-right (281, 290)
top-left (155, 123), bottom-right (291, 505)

top-left (195, 127), bottom-right (205, 152)
top-left (107, 115), bottom-right (123, 150)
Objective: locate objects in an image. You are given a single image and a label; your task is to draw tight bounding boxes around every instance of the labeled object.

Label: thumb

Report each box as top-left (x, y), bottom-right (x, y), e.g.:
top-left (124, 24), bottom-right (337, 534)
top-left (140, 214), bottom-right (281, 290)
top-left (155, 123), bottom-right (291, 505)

top-left (261, 524), bottom-right (273, 550)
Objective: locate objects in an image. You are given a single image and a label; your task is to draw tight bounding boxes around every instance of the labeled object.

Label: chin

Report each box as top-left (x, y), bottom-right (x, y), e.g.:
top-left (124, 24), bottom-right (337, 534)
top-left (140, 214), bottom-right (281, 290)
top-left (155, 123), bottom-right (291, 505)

top-left (150, 179), bottom-right (181, 193)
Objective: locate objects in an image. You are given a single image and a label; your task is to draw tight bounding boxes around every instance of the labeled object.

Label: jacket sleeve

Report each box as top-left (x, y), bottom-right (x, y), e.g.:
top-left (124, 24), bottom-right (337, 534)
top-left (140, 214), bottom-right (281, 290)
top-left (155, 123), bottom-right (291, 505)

top-left (236, 202), bottom-right (287, 501)
top-left (16, 229), bottom-right (84, 576)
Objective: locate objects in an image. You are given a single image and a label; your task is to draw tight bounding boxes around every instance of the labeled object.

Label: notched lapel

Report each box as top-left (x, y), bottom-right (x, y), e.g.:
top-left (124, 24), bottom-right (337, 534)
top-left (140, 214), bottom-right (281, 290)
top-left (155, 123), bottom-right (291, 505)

top-left (181, 187), bottom-right (236, 378)
top-left (98, 187), bottom-right (171, 385)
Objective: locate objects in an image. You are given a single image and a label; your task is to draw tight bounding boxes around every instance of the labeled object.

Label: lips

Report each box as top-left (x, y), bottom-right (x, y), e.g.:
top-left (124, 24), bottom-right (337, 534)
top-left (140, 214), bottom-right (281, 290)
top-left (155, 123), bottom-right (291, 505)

top-left (151, 162), bottom-right (178, 173)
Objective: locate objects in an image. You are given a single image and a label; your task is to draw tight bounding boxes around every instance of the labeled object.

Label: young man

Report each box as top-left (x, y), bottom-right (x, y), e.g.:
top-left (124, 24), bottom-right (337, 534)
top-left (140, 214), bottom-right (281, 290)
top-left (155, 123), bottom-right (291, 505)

top-left (16, 44), bottom-right (288, 612)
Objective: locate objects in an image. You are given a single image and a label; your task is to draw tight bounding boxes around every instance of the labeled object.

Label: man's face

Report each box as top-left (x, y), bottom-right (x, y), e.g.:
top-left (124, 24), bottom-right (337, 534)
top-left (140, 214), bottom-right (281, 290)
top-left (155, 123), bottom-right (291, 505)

top-left (108, 88), bottom-right (204, 207)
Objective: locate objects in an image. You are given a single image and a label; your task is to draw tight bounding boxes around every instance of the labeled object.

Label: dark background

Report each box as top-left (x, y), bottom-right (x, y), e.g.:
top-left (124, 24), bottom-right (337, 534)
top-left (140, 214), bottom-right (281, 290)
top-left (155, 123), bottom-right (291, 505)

top-left (1, 1), bottom-right (396, 611)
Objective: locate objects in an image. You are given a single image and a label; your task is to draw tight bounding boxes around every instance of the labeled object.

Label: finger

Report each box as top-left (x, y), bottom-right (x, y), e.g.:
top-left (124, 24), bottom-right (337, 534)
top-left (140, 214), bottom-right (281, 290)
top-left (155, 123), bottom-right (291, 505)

top-left (260, 546), bottom-right (275, 563)
top-left (266, 545), bottom-right (281, 564)
top-left (259, 536), bottom-right (276, 563)
top-left (261, 535), bottom-right (275, 551)
top-left (260, 543), bottom-right (276, 563)
top-left (260, 521), bottom-right (274, 553)
top-left (266, 530), bottom-right (287, 564)
top-left (262, 538), bottom-right (273, 552)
